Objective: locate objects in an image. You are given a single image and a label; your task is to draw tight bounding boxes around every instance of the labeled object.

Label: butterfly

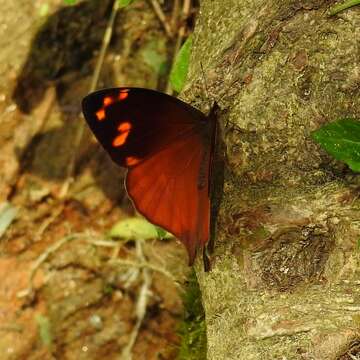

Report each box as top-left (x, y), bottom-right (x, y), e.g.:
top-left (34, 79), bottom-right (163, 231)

top-left (82, 87), bottom-right (219, 267)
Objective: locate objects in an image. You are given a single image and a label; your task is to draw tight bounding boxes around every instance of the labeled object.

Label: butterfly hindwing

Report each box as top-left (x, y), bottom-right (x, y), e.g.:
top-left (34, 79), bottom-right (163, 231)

top-left (126, 128), bottom-right (211, 264)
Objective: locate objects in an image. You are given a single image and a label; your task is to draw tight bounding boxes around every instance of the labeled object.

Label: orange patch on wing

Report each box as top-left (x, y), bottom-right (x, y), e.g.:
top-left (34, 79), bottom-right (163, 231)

top-left (126, 156), bottom-right (141, 166)
top-left (113, 133), bottom-right (128, 147)
top-left (118, 92), bottom-right (128, 101)
top-left (118, 122), bottom-right (131, 131)
top-left (112, 121), bottom-right (132, 147)
top-left (96, 108), bottom-right (106, 121)
top-left (103, 96), bottom-right (114, 106)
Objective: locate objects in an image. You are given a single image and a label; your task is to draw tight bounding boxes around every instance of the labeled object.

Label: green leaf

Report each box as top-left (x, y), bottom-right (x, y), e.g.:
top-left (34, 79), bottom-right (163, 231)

top-left (63, 0), bottom-right (77, 5)
top-left (311, 118), bottom-right (360, 172)
top-left (108, 218), bottom-right (173, 241)
top-left (103, 283), bottom-right (116, 295)
top-left (39, 4), bottom-right (49, 16)
top-left (118, 0), bottom-right (135, 7)
top-left (329, 0), bottom-right (360, 16)
top-left (35, 314), bottom-right (52, 347)
top-left (0, 202), bottom-right (17, 238)
top-left (170, 35), bottom-right (193, 93)
top-left (155, 226), bottom-right (173, 240)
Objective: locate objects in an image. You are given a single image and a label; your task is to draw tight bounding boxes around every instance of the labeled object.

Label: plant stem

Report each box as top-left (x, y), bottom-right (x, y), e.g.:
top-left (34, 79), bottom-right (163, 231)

top-left (329, 0), bottom-right (360, 16)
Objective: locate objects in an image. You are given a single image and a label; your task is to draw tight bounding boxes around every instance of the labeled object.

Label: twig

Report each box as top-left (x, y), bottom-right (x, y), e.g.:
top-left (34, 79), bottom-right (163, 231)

top-left (0, 324), bottom-right (23, 333)
top-left (120, 240), bottom-right (152, 360)
top-left (17, 233), bottom-right (89, 298)
top-left (149, 0), bottom-right (173, 38)
top-left (110, 258), bottom-right (180, 286)
top-left (165, 0), bottom-right (191, 94)
top-left (59, 0), bottom-right (120, 198)
top-left (89, 0), bottom-right (120, 92)
top-left (86, 239), bottom-right (123, 247)
top-left (170, 0), bottom-right (180, 31)
top-left (87, 237), bottom-right (126, 258)
top-left (34, 205), bottom-right (64, 241)
top-left (347, 353), bottom-right (359, 360)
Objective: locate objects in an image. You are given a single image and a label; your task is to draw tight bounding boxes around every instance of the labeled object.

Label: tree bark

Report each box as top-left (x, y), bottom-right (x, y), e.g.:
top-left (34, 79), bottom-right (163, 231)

top-left (185, 1), bottom-right (360, 359)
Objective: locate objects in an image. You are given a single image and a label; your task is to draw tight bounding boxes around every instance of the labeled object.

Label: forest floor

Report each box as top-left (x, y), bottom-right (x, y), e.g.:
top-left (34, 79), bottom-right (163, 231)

top-left (0, 1), bottom-right (193, 359)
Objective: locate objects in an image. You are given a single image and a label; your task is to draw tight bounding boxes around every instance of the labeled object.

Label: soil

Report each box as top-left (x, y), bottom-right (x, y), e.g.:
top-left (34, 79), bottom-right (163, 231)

top-left (0, 1), bottom-right (192, 359)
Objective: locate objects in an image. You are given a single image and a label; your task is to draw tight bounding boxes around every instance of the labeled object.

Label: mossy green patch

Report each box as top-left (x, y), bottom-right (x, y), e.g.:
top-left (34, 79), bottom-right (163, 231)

top-left (177, 270), bottom-right (207, 360)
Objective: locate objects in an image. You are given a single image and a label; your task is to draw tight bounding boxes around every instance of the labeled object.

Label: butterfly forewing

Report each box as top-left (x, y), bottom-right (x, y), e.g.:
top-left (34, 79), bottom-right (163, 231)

top-left (82, 87), bottom-right (216, 265)
top-left (82, 88), bottom-right (206, 168)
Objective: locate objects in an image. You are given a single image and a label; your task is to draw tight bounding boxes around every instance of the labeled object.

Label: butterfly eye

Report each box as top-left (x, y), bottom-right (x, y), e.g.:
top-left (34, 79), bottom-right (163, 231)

top-left (112, 121), bottom-right (132, 147)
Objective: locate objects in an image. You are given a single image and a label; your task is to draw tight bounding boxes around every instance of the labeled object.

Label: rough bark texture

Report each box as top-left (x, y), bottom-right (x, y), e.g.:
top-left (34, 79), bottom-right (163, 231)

top-left (184, 1), bottom-right (360, 359)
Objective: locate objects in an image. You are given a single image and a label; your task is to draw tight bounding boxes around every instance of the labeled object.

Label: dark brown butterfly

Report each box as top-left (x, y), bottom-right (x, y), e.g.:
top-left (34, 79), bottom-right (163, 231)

top-left (82, 87), bottom-right (218, 266)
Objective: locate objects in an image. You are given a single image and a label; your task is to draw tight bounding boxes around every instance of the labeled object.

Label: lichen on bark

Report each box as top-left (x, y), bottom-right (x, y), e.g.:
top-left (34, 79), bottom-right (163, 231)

top-left (185, 1), bottom-right (360, 359)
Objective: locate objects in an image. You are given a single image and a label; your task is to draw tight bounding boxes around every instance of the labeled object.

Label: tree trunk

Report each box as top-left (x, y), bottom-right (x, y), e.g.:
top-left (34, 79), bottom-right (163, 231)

top-left (185, 1), bottom-right (360, 359)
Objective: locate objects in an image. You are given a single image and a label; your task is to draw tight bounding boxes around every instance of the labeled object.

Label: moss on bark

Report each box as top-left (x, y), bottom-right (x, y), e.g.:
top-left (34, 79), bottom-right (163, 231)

top-left (186, 1), bottom-right (360, 359)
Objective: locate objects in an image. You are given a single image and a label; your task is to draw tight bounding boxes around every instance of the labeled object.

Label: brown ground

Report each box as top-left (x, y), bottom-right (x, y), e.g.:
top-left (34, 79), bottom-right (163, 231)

top-left (0, 1), bottom-right (193, 359)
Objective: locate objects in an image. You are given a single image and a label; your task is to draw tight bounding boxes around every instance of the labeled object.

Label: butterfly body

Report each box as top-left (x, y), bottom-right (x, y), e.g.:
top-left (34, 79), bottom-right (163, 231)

top-left (82, 87), bottom-right (218, 265)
